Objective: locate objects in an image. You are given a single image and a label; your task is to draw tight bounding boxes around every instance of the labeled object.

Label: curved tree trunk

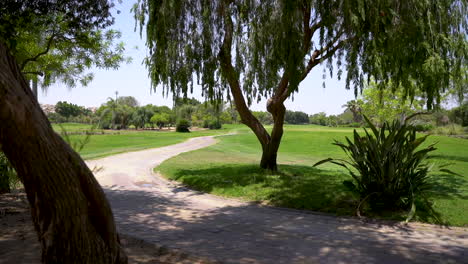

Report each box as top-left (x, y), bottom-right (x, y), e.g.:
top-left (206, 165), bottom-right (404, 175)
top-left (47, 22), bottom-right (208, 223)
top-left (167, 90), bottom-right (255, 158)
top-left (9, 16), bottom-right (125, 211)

top-left (0, 43), bottom-right (127, 263)
top-left (260, 98), bottom-right (286, 171)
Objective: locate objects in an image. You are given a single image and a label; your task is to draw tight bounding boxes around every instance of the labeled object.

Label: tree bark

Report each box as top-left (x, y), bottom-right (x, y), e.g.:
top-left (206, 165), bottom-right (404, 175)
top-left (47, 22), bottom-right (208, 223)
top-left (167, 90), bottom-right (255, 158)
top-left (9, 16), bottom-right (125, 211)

top-left (0, 43), bottom-right (127, 263)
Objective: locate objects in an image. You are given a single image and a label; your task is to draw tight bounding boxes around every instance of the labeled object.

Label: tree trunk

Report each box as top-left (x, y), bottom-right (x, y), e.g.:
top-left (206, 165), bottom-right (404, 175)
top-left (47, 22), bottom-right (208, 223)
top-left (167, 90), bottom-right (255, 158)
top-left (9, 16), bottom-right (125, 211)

top-left (218, 7), bottom-right (286, 172)
top-left (260, 98), bottom-right (286, 171)
top-left (0, 43), bottom-right (127, 263)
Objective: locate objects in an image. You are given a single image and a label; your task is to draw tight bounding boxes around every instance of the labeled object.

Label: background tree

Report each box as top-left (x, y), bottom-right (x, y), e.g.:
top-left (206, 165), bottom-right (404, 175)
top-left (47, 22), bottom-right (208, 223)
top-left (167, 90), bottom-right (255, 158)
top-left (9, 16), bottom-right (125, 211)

top-left (360, 82), bottom-right (424, 126)
top-left (285, 110), bottom-right (310, 124)
top-left (117, 96), bottom-right (139, 108)
top-left (150, 112), bottom-right (170, 129)
top-left (342, 100), bottom-right (363, 123)
top-left (0, 1), bottom-right (127, 262)
top-left (4, 2), bottom-right (128, 100)
top-left (55, 101), bottom-right (91, 120)
top-left (135, 0), bottom-right (467, 171)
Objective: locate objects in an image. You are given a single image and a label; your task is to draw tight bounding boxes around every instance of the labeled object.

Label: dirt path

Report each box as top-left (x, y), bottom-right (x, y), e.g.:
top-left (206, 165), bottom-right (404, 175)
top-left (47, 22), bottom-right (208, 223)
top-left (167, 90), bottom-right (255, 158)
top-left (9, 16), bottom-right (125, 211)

top-left (85, 135), bottom-right (468, 264)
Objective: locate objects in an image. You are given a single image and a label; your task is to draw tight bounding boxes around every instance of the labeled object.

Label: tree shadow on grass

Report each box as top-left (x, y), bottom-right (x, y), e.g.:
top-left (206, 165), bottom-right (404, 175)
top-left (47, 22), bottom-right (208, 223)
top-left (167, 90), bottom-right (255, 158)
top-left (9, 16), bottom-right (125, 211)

top-left (169, 163), bottom-right (468, 225)
top-left (170, 163), bottom-right (356, 215)
top-left (429, 173), bottom-right (468, 200)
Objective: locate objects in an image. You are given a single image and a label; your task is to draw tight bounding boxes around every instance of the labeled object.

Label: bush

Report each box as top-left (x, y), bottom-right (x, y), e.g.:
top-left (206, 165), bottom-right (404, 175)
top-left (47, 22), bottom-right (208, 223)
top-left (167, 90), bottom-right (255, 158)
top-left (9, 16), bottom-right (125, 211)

top-left (207, 119), bottom-right (222, 130)
top-left (410, 120), bottom-right (435, 132)
top-left (47, 112), bottom-right (66, 123)
top-left (176, 119), bottom-right (191, 132)
top-left (348, 122), bottom-right (361, 128)
top-left (430, 124), bottom-right (465, 135)
top-left (315, 116), bottom-right (441, 219)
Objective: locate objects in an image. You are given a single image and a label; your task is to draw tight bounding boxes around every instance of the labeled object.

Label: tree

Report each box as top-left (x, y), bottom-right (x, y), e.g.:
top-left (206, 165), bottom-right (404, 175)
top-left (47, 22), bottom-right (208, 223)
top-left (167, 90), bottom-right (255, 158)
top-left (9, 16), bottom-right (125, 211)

top-left (309, 112), bottom-right (328, 126)
top-left (285, 110), bottom-right (309, 124)
top-left (150, 112), bottom-right (170, 129)
top-left (0, 1), bottom-right (127, 262)
top-left (360, 82), bottom-right (423, 126)
top-left (135, 0), bottom-right (467, 171)
top-left (2, 2), bottom-right (128, 99)
top-left (342, 100), bottom-right (363, 123)
top-left (55, 101), bottom-right (90, 119)
top-left (117, 96), bottom-right (139, 108)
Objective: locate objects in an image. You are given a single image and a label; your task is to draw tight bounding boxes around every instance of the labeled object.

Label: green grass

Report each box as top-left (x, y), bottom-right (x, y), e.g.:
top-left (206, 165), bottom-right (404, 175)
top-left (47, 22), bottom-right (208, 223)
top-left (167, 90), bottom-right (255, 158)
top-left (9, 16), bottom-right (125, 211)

top-left (53, 123), bottom-right (241, 160)
top-left (156, 125), bottom-right (468, 226)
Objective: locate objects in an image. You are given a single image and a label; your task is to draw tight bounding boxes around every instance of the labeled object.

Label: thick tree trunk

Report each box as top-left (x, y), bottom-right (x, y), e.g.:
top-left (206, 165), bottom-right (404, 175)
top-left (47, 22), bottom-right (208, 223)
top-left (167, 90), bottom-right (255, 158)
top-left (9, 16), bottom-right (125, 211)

top-left (218, 5), bottom-right (290, 172)
top-left (0, 43), bottom-right (127, 263)
top-left (260, 98), bottom-right (286, 171)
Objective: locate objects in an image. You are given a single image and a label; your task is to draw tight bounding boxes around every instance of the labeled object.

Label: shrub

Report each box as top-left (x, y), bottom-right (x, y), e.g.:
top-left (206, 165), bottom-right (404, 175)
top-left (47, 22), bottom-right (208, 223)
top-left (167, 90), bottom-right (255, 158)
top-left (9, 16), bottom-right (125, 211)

top-left (430, 124), bottom-right (465, 136)
top-left (176, 119), bottom-right (191, 132)
top-left (47, 112), bottom-right (66, 123)
top-left (410, 120), bottom-right (435, 132)
top-left (315, 116), bottom-right (444, 219)
top-left (207, 119), bottom-right (222, 130)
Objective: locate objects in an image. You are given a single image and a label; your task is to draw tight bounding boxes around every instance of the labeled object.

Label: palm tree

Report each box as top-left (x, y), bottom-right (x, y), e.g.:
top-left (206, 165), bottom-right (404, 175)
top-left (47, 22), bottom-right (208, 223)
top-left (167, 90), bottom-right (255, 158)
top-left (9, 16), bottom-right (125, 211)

top-left (342, 100), bottom-right (363, 123)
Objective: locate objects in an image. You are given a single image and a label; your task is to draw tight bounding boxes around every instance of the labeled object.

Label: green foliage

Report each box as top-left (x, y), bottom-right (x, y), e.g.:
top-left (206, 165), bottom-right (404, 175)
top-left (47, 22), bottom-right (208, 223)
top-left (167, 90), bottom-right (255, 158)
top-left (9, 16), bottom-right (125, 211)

top-left (47, 112), bottom-right (67, 123)
top-left (1, 2), bottom-right (127, 89)
top-left (449, 102), bottom-right (468, 126)
top-left (360, 82), bottom-right (423, 126)
top-left (252, 111), bottom-right (273, 125)
top-left (314, 116), bottom-right (441, 219)
top-left (135, 0), bottom-right (467, 108)
top-left (430, 124), bottom-right (465, 136)
top-left (150, 112), bottom-right (170, 129)
top-left (0, 151), bottom-right (19, 194)
top-left (97, 96), bottom-right (135, 129)
top-left (116, 96), bottom-right (139, 108)
top-left (55, 101), bottom-right (91, 119)
top-left (176, 119), bottom-right (191, 132)
top-left (207, 119), bottom-right (222, 130)
top-left (285, 110), bottom-right (309, 124)
top-left (410, 121), bottom-right (435, 132)
top-left (309, 112), bottom-right (328, 126)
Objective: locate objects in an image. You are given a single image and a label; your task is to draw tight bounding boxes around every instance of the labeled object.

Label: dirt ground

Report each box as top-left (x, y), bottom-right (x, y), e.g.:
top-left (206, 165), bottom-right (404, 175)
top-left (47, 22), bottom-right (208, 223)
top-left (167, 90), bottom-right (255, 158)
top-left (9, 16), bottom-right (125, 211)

top-left (0, 192), bottom-right (218, 264)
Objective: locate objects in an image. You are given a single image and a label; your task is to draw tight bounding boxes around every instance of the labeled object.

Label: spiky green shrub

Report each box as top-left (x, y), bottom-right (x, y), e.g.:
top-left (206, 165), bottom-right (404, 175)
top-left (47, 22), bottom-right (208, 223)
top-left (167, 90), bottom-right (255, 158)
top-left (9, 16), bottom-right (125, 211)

top-left (315, 116), bottom-right (441, 216)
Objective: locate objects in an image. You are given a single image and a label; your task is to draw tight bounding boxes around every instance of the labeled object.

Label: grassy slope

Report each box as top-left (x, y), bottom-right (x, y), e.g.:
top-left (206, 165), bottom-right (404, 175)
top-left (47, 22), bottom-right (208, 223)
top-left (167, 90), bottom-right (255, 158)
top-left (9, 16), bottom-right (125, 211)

top-left (52, 123), bottom-right (239, 160)
top-left (157, 125), bottom-right (468, 226)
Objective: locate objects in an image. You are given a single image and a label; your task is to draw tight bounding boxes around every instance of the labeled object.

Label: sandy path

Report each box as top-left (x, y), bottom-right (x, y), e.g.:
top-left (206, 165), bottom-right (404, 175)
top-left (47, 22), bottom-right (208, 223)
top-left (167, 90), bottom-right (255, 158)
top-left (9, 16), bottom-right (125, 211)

top-left (87, 136), bottom-right (468, 264)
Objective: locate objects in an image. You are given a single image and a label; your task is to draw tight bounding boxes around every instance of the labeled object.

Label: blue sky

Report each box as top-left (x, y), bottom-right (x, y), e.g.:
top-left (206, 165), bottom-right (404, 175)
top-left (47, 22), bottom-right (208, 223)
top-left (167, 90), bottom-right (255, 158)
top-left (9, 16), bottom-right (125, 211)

top-left (38, 1), bottom-right (356, 115)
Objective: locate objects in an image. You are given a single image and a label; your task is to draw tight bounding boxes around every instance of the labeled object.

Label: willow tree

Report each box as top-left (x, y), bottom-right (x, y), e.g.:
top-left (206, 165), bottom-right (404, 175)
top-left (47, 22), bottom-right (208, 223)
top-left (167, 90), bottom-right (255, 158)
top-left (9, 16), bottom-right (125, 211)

top-left (135, 0), bottom-right (467, 170)
top-left (0, 1), bottom-right (127, 263)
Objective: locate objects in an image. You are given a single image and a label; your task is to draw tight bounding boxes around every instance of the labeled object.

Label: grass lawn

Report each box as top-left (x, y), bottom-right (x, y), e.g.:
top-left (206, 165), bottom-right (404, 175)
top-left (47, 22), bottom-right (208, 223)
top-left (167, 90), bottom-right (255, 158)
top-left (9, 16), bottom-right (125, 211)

top-left (52, 123), bottom-right (240, 160)
top-left (156, 125), bottom-right (468, 226)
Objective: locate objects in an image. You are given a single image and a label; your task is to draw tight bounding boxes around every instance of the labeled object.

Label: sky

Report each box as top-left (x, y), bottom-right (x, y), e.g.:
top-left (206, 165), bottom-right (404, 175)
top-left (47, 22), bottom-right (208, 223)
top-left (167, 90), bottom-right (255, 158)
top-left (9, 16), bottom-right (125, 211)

top-left (38, 1), bottom-right (356, 116)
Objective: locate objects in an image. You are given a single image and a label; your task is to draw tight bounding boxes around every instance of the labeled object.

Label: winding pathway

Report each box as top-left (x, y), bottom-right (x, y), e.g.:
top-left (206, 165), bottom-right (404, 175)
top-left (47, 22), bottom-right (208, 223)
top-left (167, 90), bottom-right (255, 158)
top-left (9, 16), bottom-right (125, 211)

top-left (87, 136), bottom-right (468, 264)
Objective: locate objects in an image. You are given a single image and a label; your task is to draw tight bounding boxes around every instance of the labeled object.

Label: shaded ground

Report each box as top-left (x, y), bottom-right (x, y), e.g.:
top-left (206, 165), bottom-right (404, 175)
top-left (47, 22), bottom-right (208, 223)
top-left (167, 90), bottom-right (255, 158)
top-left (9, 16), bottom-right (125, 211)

top-left (0, 192), bottom-right (218, 264)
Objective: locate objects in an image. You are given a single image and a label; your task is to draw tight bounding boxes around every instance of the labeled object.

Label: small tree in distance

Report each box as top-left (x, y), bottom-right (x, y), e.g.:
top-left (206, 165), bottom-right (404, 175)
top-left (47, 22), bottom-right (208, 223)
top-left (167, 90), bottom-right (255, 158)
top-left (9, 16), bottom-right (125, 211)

top-left (135, 0), bottom-right (466, 171)
top-left (150, 112), bottom-right (170, 129)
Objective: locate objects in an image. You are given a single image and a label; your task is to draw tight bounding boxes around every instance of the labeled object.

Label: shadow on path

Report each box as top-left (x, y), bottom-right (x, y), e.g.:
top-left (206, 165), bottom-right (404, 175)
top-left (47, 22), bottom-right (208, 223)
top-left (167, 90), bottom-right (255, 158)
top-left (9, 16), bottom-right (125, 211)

top-left (104, 188), bottom-right (468, 264)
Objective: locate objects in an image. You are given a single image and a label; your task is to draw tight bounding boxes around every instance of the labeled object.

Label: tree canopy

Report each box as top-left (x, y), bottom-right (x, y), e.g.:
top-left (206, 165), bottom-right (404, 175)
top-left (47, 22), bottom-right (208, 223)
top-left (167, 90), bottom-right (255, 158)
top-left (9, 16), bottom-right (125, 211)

top-left (1, 0), bottom-right (127, 89)
top-left (135, 0), bottom-right (467, 170)
top-left (135, 0), bottom-right (467, 108)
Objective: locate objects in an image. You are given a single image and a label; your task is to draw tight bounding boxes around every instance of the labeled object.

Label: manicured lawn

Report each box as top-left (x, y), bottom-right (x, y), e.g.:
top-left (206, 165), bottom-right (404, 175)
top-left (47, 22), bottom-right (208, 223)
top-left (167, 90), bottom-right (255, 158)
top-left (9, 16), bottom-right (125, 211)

top-left (156, 125), bottom-right (468, 226)
top-left (53, 123), bottom-right (240, 160)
